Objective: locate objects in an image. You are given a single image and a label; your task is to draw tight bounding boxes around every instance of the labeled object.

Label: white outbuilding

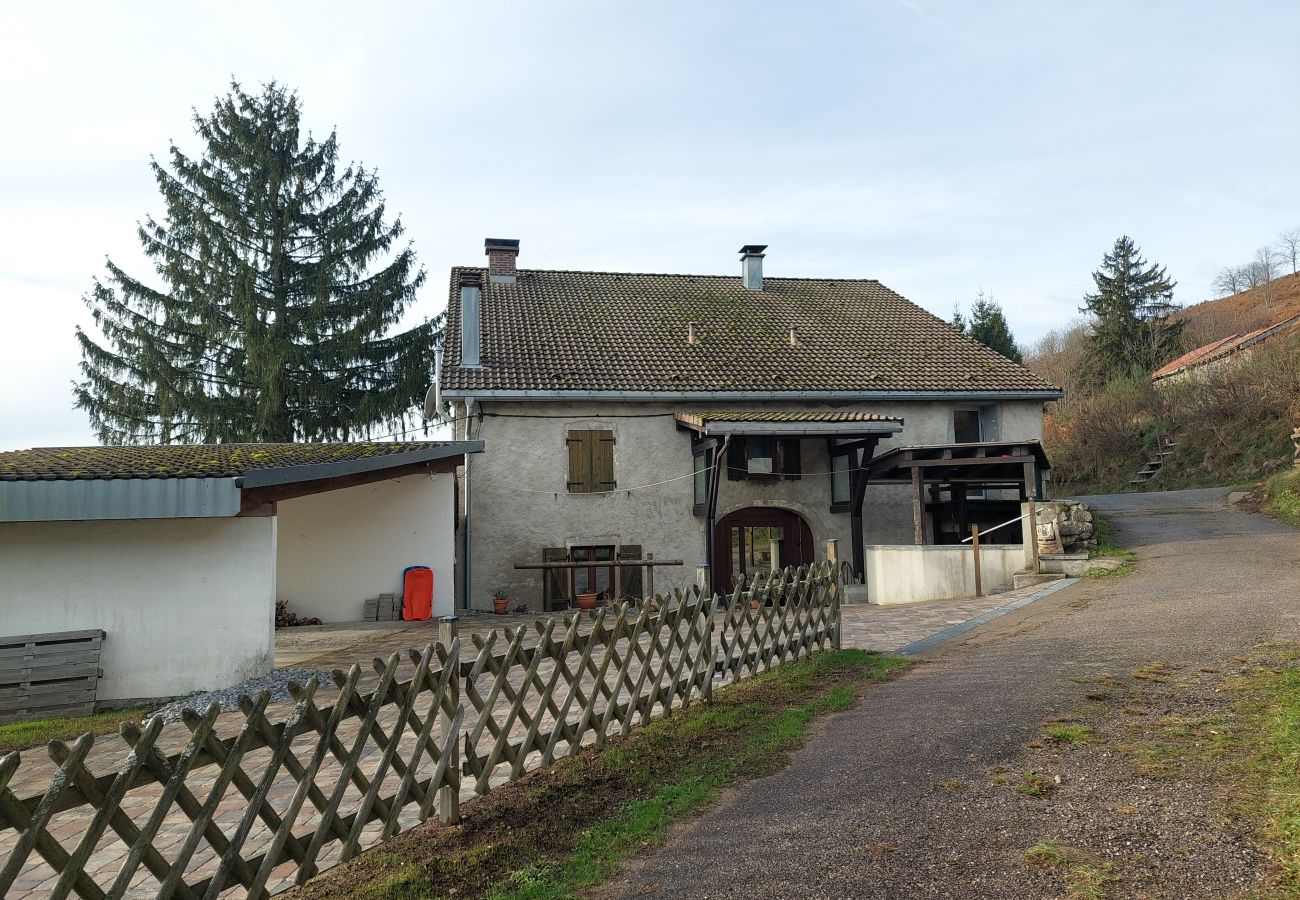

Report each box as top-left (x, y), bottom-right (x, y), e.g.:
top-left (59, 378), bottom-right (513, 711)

top-left (0, 441), bottom-right (480, 706)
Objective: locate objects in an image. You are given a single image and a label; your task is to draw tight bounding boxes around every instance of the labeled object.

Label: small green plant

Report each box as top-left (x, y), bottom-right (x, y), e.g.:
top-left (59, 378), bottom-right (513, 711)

top-left (1024, 838), bottom-right (1114, 898)
top-left (937, 779), bottom-right (967, 792)
top-left (1043, 722), bottom-right (1094, 744)
top-left (1015, 772), bottom-right (1057, 797)
top-left (492, 587), bottom-right (509, 601)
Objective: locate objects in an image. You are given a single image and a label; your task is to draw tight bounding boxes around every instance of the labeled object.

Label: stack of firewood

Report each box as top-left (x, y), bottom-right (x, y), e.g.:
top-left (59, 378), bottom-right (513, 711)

top-left (275, 600), bottom-right (322, 628)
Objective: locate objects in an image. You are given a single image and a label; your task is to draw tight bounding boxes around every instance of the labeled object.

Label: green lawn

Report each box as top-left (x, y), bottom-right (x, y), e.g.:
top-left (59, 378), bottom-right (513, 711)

top-left (0, 706), bottom-right (156, 755)
top-left (1261, 469), bottom-right (1300, 530)
top-left (293, 649), bottom-right (910, 900)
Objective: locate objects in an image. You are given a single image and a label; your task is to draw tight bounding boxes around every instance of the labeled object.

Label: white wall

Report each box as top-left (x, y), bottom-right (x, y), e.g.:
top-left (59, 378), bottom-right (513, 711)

top-left (863, 544), bottom-right (1030, 605)
top-left (276, 474), bottom-right (456, 623)
top-left (0, 517), bottom-right (276, 702)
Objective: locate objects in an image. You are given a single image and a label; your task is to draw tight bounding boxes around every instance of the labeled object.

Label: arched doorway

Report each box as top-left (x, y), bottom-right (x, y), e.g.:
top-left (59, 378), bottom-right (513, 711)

top-left (714, 507), bottom-right (815, 592)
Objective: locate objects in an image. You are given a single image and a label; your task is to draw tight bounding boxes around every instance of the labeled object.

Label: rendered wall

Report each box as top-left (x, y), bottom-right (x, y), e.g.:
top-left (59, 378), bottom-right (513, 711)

top-left (455, 399), bottom-right (1046, 610)
top-left (276, 474), bottom-right (456, 622)
top-left (863, 544), bottom-right (1031, 605)
top-left (0, 517), bottom-right (275, 702)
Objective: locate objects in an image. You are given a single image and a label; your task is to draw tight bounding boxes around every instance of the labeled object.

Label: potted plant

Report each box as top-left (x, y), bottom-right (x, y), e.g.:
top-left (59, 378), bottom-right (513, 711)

top-left (492, 589), bottom-right (510, 615)
top-left (575, 592), bottom-right (598, 611)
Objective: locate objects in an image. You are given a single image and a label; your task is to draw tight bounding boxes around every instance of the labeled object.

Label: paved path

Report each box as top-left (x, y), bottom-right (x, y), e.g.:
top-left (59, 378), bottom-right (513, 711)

top-left (608, 489), bottom-right (1300, 898)
top-left (3, 583), bottom-right (1047, 897)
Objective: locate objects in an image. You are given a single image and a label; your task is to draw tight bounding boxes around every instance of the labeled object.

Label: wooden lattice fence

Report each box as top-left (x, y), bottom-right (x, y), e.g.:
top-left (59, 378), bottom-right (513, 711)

top-left (0, 564), bottom-right (840, 899)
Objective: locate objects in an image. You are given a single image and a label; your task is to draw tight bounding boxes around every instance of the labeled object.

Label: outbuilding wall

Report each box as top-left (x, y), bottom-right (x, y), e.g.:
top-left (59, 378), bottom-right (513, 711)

top-left (276, 473), bottom-right (456, 622)
top-left (0, 517), bottom-right (276, 703)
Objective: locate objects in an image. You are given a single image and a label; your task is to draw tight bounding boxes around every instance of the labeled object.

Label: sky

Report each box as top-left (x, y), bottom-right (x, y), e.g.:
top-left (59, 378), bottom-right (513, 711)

top-left (2, 0), bottom-right (1298, 450)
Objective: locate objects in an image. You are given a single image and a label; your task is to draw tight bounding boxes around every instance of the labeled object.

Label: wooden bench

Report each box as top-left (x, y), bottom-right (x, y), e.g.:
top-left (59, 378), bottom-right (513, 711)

top-left (0, 629), bottom-right (106, 724)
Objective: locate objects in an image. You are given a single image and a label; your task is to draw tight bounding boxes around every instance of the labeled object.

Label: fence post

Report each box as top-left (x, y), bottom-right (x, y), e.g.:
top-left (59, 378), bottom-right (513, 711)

top-left (703, 596), bottom-right (716, 703)
top-left (831, 560), bottom-right (842, 650)
top-left (438, 617), bottom-right (461, 825)
top-left (971, 525), bottom-right (983, 598)
top-left (646, 552), bottom-right (655, 600)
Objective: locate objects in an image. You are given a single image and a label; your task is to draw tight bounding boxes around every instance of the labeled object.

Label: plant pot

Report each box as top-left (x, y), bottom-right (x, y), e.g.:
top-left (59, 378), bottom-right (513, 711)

top-left (749, 599), bottom-right (760, 610)
top-left (576, 593), bottom-right (598, 611)
top-left (492, 598), bottom-right (509, 615)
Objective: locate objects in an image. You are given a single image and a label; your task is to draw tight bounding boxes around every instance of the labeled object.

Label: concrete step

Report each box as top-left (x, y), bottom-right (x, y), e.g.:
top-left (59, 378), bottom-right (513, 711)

top-left (1013, 572), bottom-right (1068, 590)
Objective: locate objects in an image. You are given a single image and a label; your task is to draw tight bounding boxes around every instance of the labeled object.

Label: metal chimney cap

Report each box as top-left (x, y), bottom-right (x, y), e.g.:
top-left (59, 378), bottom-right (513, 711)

top-left (738, 244), bottom-right (768, 256)
top-left (485, 238), bottom-right (521, 252)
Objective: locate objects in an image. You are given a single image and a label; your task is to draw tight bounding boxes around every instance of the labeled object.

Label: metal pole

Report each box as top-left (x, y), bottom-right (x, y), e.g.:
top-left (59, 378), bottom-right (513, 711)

top-left (971, 525), bottom-right (983, 598)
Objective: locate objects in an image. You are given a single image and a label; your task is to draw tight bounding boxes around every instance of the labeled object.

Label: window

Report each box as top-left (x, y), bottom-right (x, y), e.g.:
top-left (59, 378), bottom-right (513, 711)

top-left (566, 430), bottom-right (616, 493)
top-left (692, 447), bottom-right (708, 512)
top-left (571, 545), bottom-right (615, 597)
top-left (953, 409), bottom-right (983, 444)
top-left (726, 438), bottom-right (801, 480)
top-left (831, 453), bottom-right (852, 507)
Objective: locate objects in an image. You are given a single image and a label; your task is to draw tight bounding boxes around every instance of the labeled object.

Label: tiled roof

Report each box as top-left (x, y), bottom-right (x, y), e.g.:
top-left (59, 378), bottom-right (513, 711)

top-left (675, 411), bottom-right (903, 429)
top-left (0, 442), bottom-right (461, 482)
top-left (1151, 315), bottom-right (1300, 380)
top-left (439, 268), bottom-right (1060, 395)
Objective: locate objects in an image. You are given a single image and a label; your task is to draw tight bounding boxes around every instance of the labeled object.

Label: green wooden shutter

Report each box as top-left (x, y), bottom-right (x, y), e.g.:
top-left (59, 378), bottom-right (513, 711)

top-left (566, 431), bottom-right (592, 493)
top-left (780, 439), bottom-right (801, 480)
top-left (617, 544), bottom-right (643, 599)
top-left (543, 547), bottom-right (571, 610)
top-left (593, 430), bottom-right (616, 490)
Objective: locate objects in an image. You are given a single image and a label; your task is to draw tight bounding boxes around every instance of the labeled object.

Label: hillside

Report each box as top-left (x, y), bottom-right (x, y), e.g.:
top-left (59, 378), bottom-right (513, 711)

top-left (1175, 272), bottom-right (1300, 347)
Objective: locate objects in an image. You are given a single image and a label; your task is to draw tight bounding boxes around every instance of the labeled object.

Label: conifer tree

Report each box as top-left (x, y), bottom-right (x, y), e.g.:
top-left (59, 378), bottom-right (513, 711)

top-left (1078, 236), bottom-right (1182, 382)
top-left (76, 82), bottom-right (438, 444)
top-left (966, 291), bottom-right (1023, 364)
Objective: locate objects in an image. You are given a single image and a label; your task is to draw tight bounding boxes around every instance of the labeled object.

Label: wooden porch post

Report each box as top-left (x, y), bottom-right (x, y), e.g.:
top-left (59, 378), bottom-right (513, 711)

top-left (911, 466), bottom-right (926, 545)
top-left (849, 438), bottom-right (877, 582)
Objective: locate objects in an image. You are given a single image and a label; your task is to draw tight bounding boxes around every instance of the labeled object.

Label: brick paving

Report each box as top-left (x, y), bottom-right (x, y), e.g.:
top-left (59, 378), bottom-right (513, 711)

top-left (1, 588), bottom-right (1042, 898)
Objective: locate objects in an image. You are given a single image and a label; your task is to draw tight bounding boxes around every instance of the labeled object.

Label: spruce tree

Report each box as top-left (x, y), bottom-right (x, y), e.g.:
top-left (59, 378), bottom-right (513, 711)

top-left (1079, 236), bottom-right (1182, 382)
top-left (966, 291), bottom-right (1023, 364)
top-left (76, 82), bottom-right (438, 444)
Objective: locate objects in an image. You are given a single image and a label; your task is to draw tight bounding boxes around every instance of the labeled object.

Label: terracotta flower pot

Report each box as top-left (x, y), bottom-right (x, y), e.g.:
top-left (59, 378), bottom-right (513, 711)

top-left (576, 593), bottom-right (598, 611)
top-left (492, 598), bottom-right (509, 615)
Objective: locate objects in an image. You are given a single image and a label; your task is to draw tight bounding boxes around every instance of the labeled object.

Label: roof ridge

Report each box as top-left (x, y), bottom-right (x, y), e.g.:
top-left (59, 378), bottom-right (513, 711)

top-left (451, 264), bottom-right (881, 283)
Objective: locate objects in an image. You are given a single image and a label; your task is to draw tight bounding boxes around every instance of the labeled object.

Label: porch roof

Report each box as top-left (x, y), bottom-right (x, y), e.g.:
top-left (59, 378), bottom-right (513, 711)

top-left (674, 410), bottom-right (903, 437)
top-left (865, 440), bottom-right (1050, 484)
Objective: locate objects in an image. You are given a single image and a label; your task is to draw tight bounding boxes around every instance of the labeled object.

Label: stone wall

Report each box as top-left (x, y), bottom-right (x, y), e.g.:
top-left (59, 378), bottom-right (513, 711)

top-left (1035, 500), bottom-right (1097, 554)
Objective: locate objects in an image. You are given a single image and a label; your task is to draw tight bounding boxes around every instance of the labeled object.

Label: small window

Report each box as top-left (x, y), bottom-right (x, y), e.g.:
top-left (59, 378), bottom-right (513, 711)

top-left (692, 448), bottom-right (708, 512)
top-left (726, 437), bottom-right (802, 480)
top-left (566, 430), bottom-right (616, 493)
top-left (953, 409), bottom-right (983, 444)
top-left (831, 453), bottom-right (851, 506)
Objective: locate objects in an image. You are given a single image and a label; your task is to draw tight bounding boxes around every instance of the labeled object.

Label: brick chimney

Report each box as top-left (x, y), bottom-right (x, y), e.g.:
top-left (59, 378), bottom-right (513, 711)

top-left (485, 238), bottom-right (520, 284)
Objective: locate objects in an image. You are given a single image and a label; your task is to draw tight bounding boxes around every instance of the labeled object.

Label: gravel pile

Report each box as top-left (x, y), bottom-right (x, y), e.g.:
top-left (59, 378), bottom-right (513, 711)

top-left (147, 667), bottom-right (335, 725)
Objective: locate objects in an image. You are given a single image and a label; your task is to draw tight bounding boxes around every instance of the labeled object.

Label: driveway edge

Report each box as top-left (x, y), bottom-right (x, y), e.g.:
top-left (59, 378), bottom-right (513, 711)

top-left (896, 578), bottom-right (1080, 656)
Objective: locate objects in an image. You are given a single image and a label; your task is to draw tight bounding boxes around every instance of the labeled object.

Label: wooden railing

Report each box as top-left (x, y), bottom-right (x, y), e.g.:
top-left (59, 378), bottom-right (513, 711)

top-left (0, 563), bottom-right (840, 899)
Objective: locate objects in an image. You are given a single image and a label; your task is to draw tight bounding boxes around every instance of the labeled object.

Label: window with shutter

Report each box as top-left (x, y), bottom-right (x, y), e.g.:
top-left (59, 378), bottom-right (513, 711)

top-left (779, 438), bottom-right (801, 480)
top-left (617, 544), bottom-right (644, 599)
top-left (566, 429), bottom-right (616, 493)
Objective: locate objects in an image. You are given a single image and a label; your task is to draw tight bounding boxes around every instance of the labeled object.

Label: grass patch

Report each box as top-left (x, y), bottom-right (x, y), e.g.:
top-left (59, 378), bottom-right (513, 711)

top-left (1085, 513), bottom-right (1137, 577)
top-left (1024, 838), bottom-right (1114, 898)
top-left (1015, 772), bottom-right (1057, 797)
top-left (0, 706), bottom-right (156, 754)
top-left (1131, 661), bottom-right (1174, 684)
top-left (290, 649), bottom-right (910, 900)
top-left (1043, 722), bottom-right (1094, 744)
top-left (1261, 469), bottom-right (1300, 530)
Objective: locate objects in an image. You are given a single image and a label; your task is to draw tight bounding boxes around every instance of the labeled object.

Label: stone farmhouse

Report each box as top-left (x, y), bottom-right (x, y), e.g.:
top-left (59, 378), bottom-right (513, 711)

top-left (439, 240), bottom-right (1061, 611)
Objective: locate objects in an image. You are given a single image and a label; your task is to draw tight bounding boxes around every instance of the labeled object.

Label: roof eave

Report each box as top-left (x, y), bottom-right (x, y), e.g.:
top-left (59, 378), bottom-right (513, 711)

top-left (235, 441), bottom-right (484, 489)
top-left (442, 388), bottom-right (1063, 402)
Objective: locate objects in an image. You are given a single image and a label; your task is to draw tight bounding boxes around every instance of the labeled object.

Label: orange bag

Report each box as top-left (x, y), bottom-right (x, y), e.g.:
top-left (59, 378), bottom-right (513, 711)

top-left (402, 566), bottom-right (434, 621)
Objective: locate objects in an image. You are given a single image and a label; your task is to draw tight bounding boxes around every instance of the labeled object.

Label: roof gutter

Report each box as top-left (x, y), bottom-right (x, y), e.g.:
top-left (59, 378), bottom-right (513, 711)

top-left (698, 421), bottom-right (903, 437)
top-left (441, 388), bottom-right (1063, 402)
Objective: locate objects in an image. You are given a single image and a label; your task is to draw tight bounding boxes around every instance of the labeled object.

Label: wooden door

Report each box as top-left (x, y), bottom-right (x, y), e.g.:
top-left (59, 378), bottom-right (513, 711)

top-left (714, 507), bottom-right (814, 592)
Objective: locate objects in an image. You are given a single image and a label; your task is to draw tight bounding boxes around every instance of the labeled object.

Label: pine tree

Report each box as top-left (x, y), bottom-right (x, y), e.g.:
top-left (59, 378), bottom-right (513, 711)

top-left (966, 291), bottom-right (1023, 364)
top-left (1079, 236), bottom-right (1183, 382)
top-left (76, 82), bottom-right (438, 444)
top-left (951, 302), bottom-right (968, 333)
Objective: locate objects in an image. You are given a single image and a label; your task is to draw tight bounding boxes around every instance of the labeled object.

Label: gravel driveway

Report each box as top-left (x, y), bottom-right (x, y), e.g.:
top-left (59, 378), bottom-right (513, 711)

top-left (605, 488), bottom-right (1300, 898)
